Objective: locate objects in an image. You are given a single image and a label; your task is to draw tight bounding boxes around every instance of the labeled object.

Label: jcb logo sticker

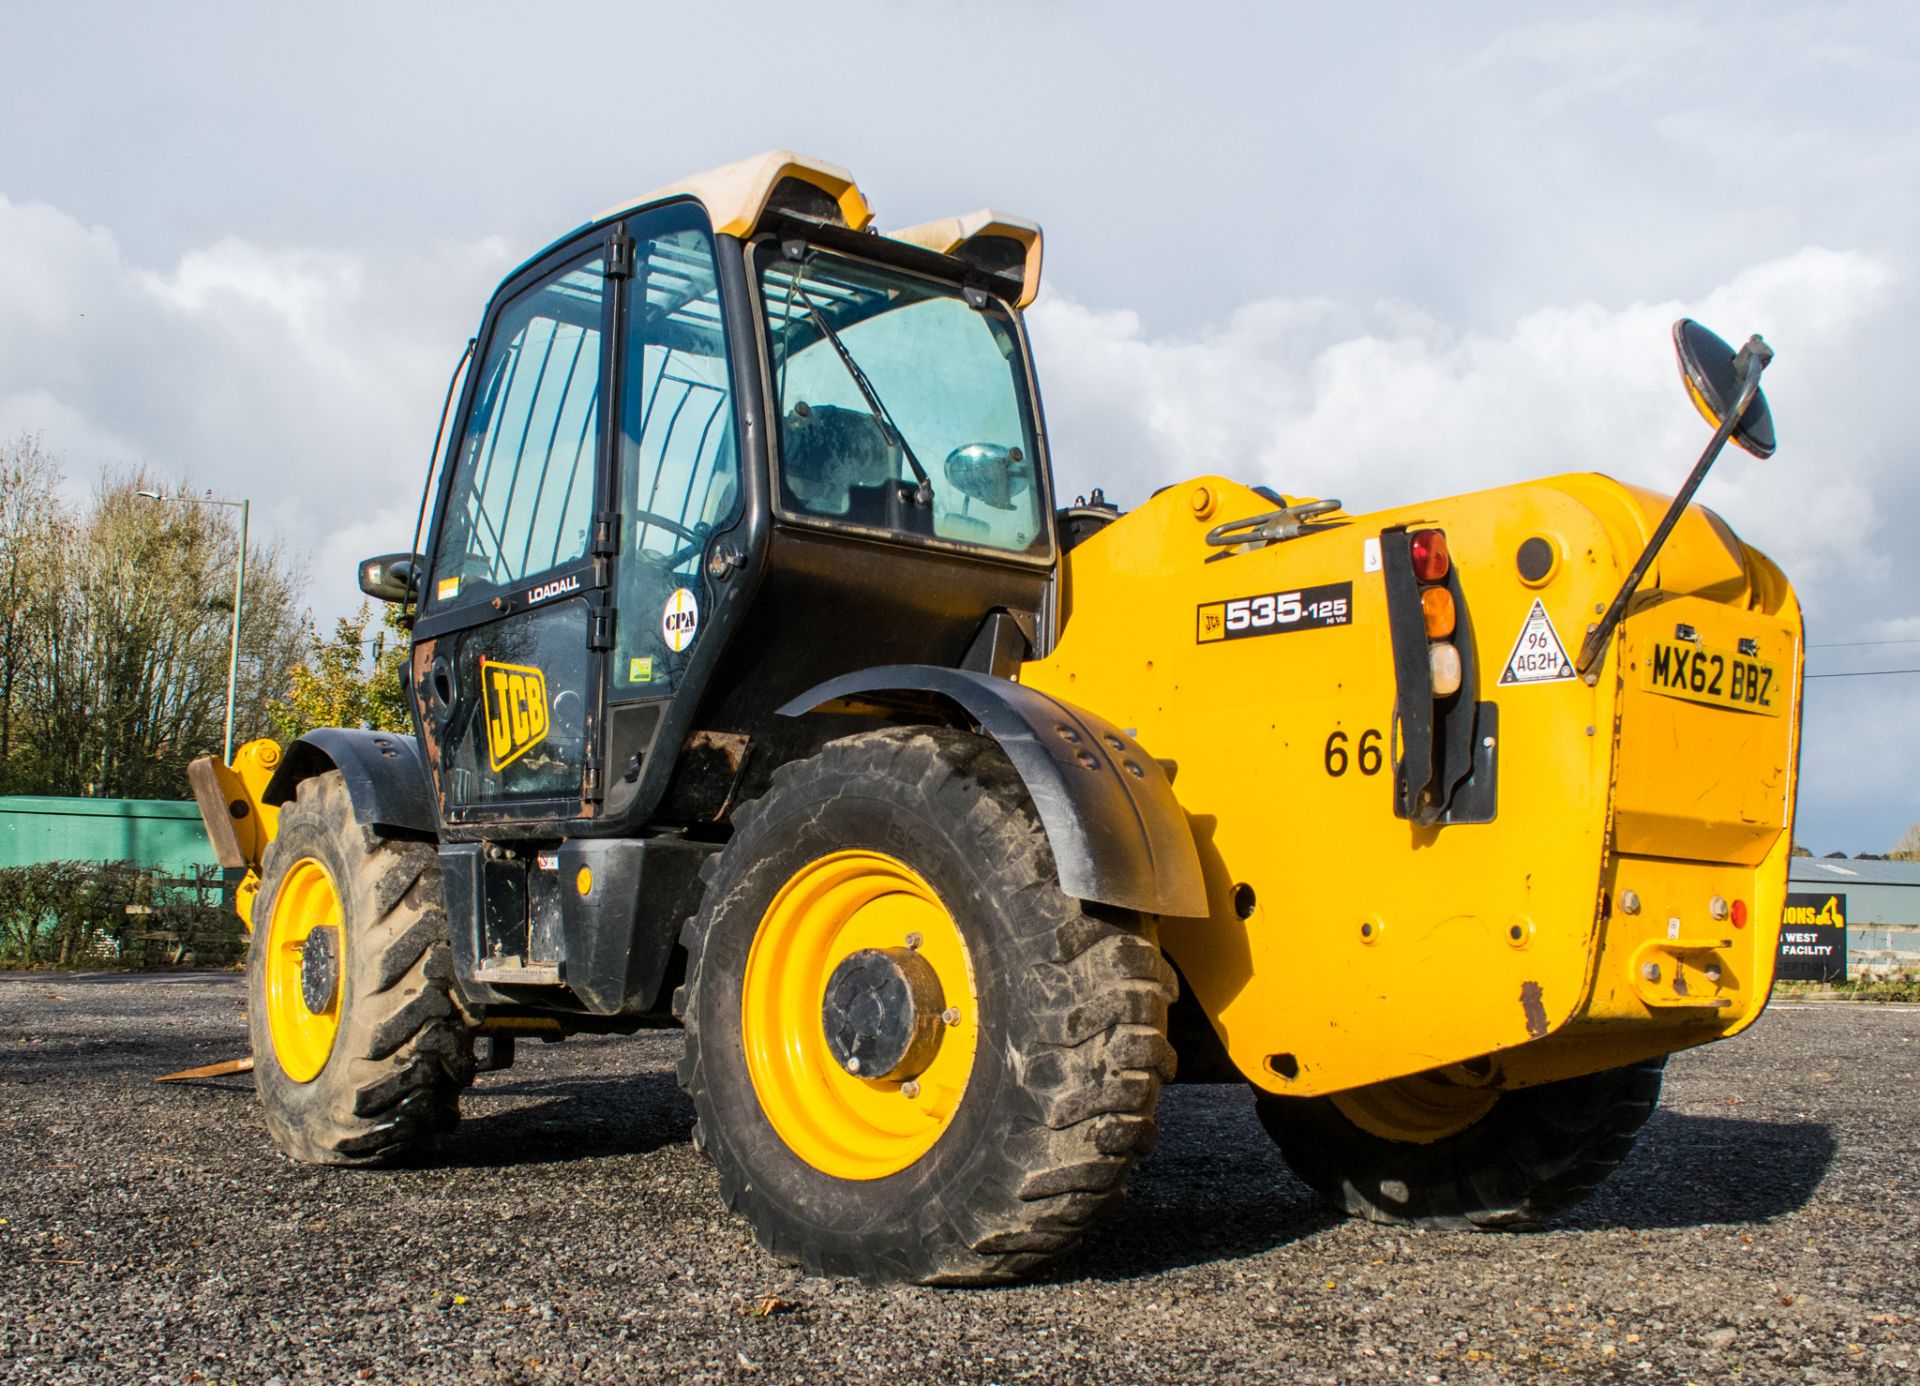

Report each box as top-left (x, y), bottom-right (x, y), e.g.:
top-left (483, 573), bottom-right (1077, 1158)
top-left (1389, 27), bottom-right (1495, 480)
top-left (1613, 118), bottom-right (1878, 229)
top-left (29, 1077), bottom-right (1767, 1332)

top-left (482, 660), bottom-right (549, 772)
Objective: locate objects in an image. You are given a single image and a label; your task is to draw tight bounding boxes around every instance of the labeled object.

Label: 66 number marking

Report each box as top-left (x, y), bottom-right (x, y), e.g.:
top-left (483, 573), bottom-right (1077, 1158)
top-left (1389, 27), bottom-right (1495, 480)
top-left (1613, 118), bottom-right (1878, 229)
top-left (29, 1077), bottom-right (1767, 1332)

top-left (1324, 728), bottom-right (1383, 777)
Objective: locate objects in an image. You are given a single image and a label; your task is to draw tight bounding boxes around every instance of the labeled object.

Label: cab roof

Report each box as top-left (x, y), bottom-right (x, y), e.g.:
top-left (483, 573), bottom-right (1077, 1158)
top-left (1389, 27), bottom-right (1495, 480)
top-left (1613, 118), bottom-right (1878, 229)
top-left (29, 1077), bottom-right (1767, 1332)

top-left (597, 150), bottom-right (1043, 309)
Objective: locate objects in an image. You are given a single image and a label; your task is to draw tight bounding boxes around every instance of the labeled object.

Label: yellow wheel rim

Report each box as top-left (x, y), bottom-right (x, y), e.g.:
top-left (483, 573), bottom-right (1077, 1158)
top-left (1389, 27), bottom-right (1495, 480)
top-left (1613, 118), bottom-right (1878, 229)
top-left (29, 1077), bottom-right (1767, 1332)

top-left (265, 857), bottom-right (344, 1083)
top-left (1331, 1069), bottom-right (1499, 1145)
top-left (741, 850), bottom-right (979, 1180)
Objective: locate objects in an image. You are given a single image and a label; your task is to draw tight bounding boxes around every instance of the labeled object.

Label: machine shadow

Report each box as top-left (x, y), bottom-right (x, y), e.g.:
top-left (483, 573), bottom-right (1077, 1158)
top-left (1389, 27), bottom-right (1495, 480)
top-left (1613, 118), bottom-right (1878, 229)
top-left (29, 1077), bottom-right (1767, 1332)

top-left (1039, 1099), bottom-right (1837, 1282)
top-left (425, 1069), bottom-right (694, 1169)
top-left (1044, 1085), bottom-right (1345, 1282)
top-left (1057, 1183), bottom-right (1345, 1283)
top-left (1572, 1111), bottom-right (1836, 1229)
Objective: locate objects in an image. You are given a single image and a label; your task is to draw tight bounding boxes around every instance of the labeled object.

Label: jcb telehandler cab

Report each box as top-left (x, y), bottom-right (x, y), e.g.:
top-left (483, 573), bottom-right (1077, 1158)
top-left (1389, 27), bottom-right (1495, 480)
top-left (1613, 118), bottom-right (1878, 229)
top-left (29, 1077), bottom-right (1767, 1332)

top-left (192, 152), bottom-right (1803, 1285)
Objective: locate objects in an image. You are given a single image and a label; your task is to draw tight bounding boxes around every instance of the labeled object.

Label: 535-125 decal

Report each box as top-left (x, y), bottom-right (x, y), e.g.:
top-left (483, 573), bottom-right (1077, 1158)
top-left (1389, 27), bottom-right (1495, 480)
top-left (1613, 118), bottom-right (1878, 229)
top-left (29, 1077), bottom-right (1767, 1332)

top-left (1197, 581), bottom-right (1353, 644)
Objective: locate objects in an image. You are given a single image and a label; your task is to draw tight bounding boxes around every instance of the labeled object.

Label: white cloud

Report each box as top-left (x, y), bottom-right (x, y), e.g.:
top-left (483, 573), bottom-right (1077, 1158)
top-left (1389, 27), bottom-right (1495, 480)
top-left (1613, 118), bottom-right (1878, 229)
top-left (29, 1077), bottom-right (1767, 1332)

top-left (1030, 244), bottom-right (1918, 849)
top-left (0, 193), bottom-right (511, 624)
top-left (1031, 246), bottom-right (1903, 624)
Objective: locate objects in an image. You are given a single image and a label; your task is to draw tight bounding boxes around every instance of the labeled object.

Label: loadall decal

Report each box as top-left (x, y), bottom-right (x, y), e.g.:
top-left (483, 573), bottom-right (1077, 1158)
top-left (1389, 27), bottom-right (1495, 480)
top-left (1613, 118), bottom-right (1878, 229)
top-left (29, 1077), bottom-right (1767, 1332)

top-left (1196, 581), bottom-right (1352, 643)
top-left (481, 659), bottom-right (550, 771)
top-left (526, 574), bottom-right (581, 606)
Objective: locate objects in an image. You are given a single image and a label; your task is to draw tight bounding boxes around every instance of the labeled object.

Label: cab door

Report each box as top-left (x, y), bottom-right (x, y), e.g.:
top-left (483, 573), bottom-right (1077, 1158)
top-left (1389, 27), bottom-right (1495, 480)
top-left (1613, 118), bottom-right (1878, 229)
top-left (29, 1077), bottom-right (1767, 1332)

top-left (413, 236), bottom-right (617, 826)
top-left (601, 206), bottom-right (748, 809)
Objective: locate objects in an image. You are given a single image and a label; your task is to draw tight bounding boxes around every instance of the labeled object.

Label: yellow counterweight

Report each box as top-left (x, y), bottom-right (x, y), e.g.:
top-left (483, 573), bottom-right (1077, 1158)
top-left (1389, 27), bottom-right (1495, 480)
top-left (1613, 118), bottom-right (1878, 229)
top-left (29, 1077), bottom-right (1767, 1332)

top-left (1019, 474), bottom-right (1803, 1098)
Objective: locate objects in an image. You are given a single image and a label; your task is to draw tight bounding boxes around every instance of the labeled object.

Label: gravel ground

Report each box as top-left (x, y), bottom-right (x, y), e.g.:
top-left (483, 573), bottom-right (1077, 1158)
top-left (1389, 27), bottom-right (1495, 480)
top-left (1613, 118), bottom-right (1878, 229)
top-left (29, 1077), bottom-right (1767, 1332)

top-left (0, 974), bottom-right (1914, 1385)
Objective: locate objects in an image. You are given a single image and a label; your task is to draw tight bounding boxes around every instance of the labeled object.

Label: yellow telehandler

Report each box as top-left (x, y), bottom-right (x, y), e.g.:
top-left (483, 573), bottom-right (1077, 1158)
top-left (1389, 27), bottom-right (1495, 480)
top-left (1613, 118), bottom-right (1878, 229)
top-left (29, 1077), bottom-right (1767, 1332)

top-left (190, 152), bottom-right (1801, 1284)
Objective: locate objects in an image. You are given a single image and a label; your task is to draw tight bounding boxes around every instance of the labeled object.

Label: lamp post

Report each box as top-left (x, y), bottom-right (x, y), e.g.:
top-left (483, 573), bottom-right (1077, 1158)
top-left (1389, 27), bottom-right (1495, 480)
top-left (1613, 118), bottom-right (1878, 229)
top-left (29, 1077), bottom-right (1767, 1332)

top-left (136, 489), bottom-right (250, 764)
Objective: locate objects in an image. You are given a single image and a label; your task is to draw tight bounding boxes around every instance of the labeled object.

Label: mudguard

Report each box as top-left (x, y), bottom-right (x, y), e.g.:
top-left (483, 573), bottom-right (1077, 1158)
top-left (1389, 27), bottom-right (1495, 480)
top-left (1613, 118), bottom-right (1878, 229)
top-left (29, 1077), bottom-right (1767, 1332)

top-left (262, 727), bottom-right (438, 838)
top-left (778, 665), bottom-right (1207, 918)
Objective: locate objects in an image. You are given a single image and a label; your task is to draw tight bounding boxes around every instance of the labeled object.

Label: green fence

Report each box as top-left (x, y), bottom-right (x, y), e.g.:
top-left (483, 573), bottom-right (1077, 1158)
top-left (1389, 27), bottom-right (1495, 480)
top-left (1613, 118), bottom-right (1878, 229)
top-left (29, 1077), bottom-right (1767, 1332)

top-left (0, 796), bottom-right (236, 966)
top-left (0, 796), bottom-right (218, 874)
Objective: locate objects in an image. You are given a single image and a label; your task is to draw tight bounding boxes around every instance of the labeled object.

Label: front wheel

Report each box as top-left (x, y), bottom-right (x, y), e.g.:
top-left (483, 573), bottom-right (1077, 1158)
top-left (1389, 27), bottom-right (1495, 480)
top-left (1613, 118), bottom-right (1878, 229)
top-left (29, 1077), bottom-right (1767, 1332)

top-left (1256, 1057), bottom-right (1667, 1229)
top-left (677, 727), bottom-right (1177, 1285)
top-left (248, 771), bottom-right (472, 1164)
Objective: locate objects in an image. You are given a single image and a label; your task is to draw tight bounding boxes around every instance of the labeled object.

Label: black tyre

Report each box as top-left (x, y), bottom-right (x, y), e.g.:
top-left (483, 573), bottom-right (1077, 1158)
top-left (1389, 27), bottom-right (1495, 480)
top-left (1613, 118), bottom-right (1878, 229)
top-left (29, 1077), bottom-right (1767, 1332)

top-left (677, 726), bottom-right (1177, 1285)
top-left (248, 770), bottom-right (472, 1164)
top-left (1256, 1057), bottom-right (1667, 1229)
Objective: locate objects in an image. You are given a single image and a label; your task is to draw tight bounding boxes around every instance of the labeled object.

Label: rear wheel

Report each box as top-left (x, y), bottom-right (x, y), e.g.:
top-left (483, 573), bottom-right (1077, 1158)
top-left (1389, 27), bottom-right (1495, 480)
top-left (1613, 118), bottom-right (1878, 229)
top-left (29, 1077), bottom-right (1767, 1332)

top-left (248, 771), bottom-right (472, 1164)
top-left (1256, 1057), bottom-right (1667, 1229)
top-left (677, 727), bottom-right (1177, 1285)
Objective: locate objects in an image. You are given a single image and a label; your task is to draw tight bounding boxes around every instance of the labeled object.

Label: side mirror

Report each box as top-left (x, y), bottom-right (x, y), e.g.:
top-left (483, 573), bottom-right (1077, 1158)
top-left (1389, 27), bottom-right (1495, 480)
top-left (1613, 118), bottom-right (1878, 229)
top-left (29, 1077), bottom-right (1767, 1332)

top-left (1576, 321), bottom-right (1778, 678)
top-left (1673, 318), bottom-right (1776, 458)
top-left (358, 552), bottom-right (421, 604)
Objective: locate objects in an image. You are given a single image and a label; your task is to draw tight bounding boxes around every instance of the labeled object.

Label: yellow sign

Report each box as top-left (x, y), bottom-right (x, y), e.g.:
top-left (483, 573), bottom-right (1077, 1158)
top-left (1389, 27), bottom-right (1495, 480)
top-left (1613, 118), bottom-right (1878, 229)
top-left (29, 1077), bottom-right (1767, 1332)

top-left (1782, 895), bottom-right (1845, 927)
top-left (482, 660), bottom-right (549, 771)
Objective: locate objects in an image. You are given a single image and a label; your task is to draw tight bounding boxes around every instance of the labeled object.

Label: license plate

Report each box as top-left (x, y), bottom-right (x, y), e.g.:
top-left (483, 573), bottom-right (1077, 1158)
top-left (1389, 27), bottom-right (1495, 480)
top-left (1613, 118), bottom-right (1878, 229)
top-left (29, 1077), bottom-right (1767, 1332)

top-left (1640, 640), bottom-right (1781, 715)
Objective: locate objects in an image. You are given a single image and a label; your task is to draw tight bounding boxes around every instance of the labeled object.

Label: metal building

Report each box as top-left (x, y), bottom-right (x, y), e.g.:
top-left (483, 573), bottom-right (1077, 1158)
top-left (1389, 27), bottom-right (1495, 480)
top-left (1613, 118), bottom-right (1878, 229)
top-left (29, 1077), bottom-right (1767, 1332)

top-left (1787, 856), bottom-right (1920, 977)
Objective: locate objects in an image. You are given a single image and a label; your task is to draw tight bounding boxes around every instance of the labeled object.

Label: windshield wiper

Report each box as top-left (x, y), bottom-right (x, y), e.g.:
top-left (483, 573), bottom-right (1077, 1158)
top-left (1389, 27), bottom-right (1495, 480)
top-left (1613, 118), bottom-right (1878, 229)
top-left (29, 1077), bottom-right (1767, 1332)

top-left (794, 286), bottom-right (933, 505)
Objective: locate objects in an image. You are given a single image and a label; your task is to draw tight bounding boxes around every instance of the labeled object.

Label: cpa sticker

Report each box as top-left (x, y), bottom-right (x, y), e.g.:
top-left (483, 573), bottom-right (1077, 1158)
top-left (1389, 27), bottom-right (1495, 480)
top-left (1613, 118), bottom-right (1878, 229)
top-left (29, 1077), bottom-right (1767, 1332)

top-left (662, 587), bottom-right (699, 653)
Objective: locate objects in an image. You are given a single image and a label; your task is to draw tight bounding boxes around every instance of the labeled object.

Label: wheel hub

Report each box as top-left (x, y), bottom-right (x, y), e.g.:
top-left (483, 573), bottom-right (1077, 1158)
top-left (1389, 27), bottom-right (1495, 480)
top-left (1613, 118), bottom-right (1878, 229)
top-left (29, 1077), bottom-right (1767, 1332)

top-left (741, 849), bottom-right (979, 1180)
top-left (265, 857), bottom-right (344, 1084)
top-left (821, 947), bottom-right (945, 1081)
top-left (1331, 1069), bottom-right (1500, 1144)
top-left (300, 926), bottom-right (340, 1015)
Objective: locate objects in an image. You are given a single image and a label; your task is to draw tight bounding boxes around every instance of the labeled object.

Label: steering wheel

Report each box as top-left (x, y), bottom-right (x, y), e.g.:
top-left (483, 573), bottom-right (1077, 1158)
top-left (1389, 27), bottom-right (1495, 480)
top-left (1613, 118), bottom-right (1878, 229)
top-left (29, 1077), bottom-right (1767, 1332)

top-left (630, 510), bottom-right (709, 572)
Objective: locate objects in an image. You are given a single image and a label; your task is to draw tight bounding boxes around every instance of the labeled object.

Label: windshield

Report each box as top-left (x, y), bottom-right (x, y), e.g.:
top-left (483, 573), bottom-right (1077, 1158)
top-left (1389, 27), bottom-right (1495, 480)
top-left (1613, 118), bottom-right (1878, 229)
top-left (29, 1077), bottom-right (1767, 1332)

top-left (760, 246), bottom-right (1046, 557)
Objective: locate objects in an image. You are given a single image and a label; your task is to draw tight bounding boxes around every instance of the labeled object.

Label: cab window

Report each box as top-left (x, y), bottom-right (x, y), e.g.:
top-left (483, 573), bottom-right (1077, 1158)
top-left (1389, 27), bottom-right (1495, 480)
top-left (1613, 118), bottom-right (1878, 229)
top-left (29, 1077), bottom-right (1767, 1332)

top-left (613, 215), bottom-right (741, 698)
top-left (760, 248), bottom-right (1046, 557)
top-left (430, 256), bottom-right (607, 608)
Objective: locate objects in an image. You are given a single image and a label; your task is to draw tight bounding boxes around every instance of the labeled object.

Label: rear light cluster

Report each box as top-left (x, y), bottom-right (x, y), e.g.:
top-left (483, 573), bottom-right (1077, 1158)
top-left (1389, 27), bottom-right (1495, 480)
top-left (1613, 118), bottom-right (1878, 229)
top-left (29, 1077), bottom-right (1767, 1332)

top-left (1410, 528), bottom-right (1462, 696)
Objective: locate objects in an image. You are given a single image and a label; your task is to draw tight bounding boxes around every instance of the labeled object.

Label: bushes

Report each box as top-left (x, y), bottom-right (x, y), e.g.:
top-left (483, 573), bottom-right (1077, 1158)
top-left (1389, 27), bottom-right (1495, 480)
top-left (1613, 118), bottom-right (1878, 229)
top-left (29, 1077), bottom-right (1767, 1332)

top-left (0, 860), bottom-right (243, 968)
top-left (1773, 973), bottom-right (1920, 1003)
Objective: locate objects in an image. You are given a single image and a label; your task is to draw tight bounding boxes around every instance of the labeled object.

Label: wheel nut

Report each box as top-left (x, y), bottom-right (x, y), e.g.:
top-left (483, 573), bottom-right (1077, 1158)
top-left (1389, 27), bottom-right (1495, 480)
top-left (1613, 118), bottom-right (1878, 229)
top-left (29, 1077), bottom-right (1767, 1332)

top-left (942, 1007), bottom-right (961, 1026)
top-left (845, 1055), bottom-right (862, 1074)
top-left (901, 1079), bottom-right (921, 1099)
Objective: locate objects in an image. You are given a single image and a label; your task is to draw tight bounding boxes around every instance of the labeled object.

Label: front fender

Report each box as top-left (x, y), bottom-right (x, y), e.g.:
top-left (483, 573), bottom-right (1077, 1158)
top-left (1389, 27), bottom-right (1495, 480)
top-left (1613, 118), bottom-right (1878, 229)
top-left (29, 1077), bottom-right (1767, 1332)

top-left (262, 727), bottom-right (437, 838)
top-left (778, 665), bottom-right (1206, 918)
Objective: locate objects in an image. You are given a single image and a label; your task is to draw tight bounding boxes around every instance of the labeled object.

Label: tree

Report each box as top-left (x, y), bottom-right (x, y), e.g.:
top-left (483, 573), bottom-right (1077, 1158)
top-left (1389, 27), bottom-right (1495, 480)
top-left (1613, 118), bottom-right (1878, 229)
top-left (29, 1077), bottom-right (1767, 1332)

top-left (270, 602), bottom-right (413, 739)
top-left (1, 454), bottom-right (309, 798)
top-left (1894, 824), bottom-right (1920, 862)
top-left (0, 434), bottom-right (64, 791)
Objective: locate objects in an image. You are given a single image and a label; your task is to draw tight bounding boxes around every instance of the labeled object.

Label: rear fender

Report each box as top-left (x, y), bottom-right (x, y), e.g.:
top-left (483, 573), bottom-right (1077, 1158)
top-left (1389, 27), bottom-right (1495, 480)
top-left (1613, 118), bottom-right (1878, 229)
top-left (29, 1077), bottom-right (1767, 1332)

top-left (778, 665), bottom-right (1207, 918)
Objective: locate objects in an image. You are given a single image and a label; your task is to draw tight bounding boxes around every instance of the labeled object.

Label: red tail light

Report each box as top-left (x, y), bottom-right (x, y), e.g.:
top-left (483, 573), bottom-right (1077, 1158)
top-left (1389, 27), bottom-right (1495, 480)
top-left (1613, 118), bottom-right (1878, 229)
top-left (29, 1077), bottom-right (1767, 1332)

top-left (1731, 899), bottom-right (1748, 929)
top-left (1410, 529), bottom-right (1450, 581)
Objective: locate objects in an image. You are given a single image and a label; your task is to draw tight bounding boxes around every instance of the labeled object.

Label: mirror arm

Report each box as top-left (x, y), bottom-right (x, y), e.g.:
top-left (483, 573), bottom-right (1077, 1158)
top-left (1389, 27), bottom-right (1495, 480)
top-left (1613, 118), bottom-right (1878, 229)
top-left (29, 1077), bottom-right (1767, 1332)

top-left (1573, 339), bottom-right (1772, 680)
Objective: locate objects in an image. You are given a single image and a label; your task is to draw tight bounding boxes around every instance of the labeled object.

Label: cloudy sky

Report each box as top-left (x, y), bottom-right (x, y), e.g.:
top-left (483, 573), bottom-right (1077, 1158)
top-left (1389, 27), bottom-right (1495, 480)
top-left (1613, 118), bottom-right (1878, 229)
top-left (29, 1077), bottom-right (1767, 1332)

top-left (1, 1), bottom-right (1913, 850)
